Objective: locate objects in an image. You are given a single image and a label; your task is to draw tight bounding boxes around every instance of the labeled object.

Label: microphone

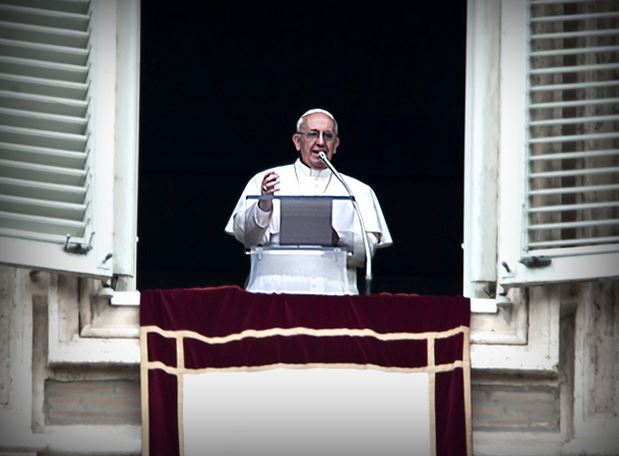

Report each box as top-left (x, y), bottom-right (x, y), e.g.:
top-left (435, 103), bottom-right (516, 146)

top-left (317, 152), bottom-right (373, 295)
top-left (318, 152), bottom-right (353, 195)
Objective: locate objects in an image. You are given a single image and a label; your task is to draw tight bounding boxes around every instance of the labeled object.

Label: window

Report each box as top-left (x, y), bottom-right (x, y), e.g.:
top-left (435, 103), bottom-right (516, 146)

top-left (465, 0), bottom-right (619, 294)
top-left (519, 0), bottom-right (618, 285)
top-left (0, 0), bottom-right (139, 279)
top-left (502, 0), bottom-right (619, 287)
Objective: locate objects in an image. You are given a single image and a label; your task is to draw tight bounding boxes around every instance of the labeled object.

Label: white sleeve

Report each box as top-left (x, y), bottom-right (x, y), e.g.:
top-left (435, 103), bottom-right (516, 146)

top-left (254, 205), bottom-right (272, 228)
top-left (225, 173), bottom-right (273, 247)
top-left (232, 201), bottom-right (272, 247)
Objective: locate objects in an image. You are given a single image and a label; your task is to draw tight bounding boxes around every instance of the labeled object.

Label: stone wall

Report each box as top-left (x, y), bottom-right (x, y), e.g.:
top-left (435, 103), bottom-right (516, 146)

top-left (1, 265), bottom-right (618, 455)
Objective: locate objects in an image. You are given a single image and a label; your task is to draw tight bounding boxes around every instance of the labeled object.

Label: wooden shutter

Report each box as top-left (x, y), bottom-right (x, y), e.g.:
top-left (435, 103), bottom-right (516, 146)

top-left (0, 0), bottom-right (116, 277)
top-left (503, 0), bottom-right (619, 286)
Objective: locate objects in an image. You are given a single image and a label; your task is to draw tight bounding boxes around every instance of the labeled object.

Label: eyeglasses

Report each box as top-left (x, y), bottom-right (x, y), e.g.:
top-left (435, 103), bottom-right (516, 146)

top-left (296, 130), bottom-right (337, 142)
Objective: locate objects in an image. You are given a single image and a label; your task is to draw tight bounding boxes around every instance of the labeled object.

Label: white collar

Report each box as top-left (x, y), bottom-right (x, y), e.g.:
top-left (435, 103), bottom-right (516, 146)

top-left (294, 158), bottom-right (332, 178)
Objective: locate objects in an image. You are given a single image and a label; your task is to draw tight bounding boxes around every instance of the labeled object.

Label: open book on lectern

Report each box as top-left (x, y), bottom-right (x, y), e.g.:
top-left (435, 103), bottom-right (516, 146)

top-left (244, 195), bottom-right (355, 248)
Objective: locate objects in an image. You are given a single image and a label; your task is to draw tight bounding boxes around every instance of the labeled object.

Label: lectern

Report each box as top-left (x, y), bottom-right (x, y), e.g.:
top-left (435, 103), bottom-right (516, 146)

top-left (243, 195), bottom-right (356, 295)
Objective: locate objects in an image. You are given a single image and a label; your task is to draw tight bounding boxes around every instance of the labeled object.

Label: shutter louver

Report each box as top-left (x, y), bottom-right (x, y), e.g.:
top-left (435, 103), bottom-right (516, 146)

top-left (0, 0), bottom-right (91, 246)
top-left (527, 1), bottom-right (619, 255)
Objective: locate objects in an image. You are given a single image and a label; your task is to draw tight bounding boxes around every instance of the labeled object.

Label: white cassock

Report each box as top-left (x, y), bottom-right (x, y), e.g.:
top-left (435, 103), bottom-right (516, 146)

top-left (225, 159), bottom-right (393, 295)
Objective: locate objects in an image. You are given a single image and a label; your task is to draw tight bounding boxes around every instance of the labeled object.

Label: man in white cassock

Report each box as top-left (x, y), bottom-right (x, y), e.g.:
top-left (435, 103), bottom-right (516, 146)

top-left (225, 108), bottom-right (392, 295)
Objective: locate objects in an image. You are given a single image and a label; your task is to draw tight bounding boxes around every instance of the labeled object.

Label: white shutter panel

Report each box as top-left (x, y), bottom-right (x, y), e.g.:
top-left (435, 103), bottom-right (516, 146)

top-left (0, 0), bottom-right (114, 277)
top-left (502, 0), bottom-right (619, 286)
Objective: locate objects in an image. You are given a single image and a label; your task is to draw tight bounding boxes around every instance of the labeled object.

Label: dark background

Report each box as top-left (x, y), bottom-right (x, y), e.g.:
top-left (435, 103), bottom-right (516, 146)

top-left (137, 4), bottom-right (467, 295)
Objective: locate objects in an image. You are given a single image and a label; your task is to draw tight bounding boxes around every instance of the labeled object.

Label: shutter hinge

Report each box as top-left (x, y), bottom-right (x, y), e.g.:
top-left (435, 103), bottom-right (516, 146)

top-left (519, 255), bottom-right (551, 269)
top-left (64, 232), bottom-right (95, 254)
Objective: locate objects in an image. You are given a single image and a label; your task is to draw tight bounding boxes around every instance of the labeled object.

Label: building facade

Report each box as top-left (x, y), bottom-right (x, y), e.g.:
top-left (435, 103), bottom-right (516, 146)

top-left (0, 1), bottom-right (618, 455)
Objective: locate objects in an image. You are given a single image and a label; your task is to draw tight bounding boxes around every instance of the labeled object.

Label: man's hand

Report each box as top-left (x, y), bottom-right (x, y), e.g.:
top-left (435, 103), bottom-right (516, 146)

top-left (258, 171), bottom-right (280, 212)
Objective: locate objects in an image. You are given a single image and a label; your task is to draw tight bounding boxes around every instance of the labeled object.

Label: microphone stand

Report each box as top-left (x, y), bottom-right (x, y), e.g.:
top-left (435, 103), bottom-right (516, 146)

top-left (318, 152), bottom-right (372, 295)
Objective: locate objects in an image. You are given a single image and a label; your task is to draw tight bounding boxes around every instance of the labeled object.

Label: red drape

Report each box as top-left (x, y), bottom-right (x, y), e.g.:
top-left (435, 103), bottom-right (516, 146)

top-left (140, 286), bottom-right (471, 456)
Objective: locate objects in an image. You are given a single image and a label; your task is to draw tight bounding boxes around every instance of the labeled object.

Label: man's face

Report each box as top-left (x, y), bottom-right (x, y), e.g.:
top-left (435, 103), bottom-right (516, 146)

top-left (292, 113), bottom-right (340, 170)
